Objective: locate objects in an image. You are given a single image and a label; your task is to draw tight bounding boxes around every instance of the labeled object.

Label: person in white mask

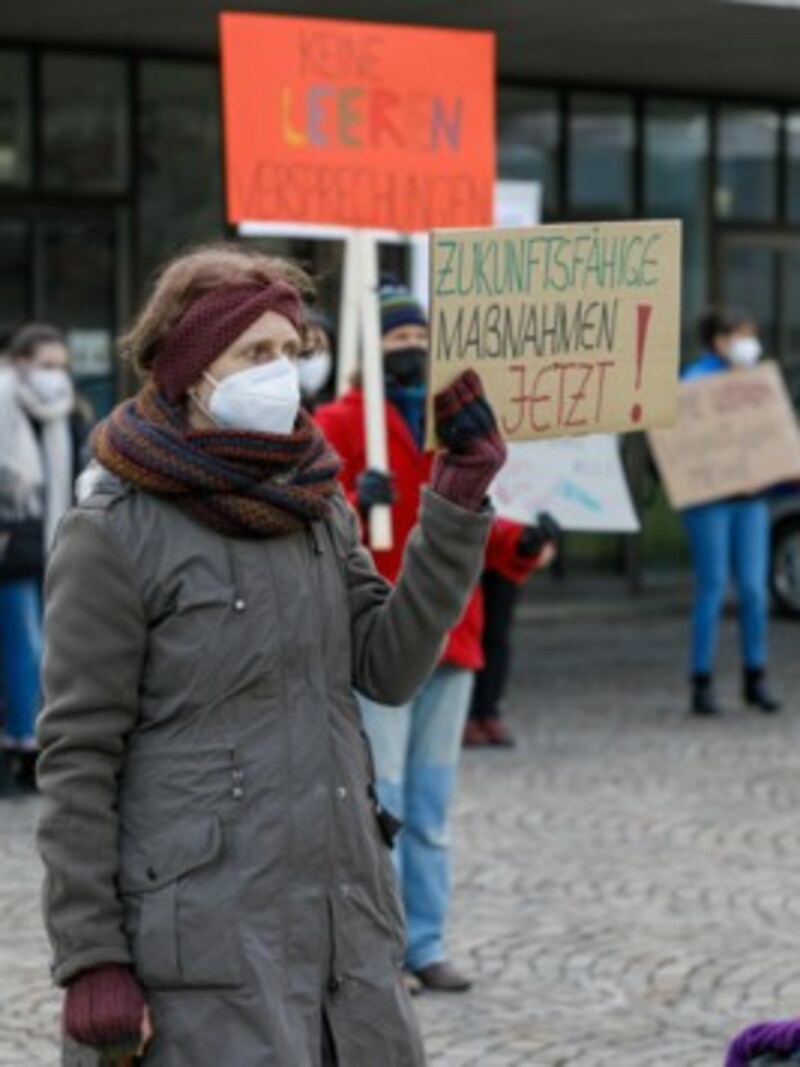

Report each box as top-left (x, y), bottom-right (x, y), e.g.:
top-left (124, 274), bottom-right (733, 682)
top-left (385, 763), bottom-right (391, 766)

top-left (679, 308), bottom-right (780, 716)
top-left (35, 243), bottom-right (504, 1066)
top-left (298, 309), bottom-right (335, 412)
top-left (0, 324), bottom-right (89, 791)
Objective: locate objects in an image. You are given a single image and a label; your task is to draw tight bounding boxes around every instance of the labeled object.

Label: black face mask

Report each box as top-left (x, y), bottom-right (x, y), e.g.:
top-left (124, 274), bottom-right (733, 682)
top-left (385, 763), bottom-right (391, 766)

top-left (383, 346), bottom-right (427, 388)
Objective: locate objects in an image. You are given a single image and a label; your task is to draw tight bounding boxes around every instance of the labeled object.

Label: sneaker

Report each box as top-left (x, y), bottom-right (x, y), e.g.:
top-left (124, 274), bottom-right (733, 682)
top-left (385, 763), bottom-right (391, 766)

top-left (462, 720), bottom-right (490, 748)
top-left (480, 719), bottom-right (516, 748)
top-left (401, 970), bottom-right (423, 997)
top-left (413, 961), bottom-right (472, 993)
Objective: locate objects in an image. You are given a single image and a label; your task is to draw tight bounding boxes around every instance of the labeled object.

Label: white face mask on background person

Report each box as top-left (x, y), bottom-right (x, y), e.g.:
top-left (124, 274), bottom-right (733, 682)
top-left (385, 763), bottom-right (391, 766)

top-left (728, 336), bottom-right (763, 368)
top-left (298, 350), bottom-right (332, 398)
top-left (26, 367), bottom-right (74, 406)
top-left (204, 356), bottom-right (301, 434)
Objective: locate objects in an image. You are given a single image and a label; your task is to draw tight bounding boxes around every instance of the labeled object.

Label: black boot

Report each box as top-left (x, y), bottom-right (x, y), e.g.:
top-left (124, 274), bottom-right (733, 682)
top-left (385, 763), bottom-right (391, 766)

top-left (5, 749), bottom-right (39, 793)
top-left (744, 668), bottom-right (781, 713)
top-left (691, 673), bottom-right (721, 716)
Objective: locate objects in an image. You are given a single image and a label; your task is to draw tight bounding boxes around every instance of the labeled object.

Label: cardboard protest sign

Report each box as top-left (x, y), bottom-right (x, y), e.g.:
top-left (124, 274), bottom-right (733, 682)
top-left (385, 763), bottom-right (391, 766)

top-left (220, 13), bottom-right (495, 231)
top-left (649, 361), bottom-right (800, 509)
top-left (491, 436), bottom-right (640, 533)
top-left (426, 220), bottom-right (682, 446)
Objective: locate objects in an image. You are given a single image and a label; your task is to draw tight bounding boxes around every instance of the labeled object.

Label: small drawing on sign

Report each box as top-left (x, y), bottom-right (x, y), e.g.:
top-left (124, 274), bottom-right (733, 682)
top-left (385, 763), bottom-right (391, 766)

top-left (555, 479), bottom-right (602, 513)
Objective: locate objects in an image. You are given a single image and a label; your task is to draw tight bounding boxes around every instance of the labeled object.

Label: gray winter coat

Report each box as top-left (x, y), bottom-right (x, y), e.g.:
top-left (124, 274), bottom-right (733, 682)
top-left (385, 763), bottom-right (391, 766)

top-left (36, 473), bottom-right (490, 1067)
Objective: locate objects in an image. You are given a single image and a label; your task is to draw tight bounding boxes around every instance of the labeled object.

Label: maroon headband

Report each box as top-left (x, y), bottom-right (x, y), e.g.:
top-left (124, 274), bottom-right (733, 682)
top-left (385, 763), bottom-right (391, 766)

top-left (152, 281), bottom-right (304, 402)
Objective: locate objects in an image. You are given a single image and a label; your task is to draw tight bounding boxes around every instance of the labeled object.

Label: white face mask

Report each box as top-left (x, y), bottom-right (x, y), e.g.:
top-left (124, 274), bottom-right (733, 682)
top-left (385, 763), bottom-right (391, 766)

top-left (728, 336), bottom-right (763, 368)
top-left (298, 350), bottom-right (332, 398)
top-left (204, 357), bottom-right (301, 434)
top-left (27, 367), bottom-right (74, 405)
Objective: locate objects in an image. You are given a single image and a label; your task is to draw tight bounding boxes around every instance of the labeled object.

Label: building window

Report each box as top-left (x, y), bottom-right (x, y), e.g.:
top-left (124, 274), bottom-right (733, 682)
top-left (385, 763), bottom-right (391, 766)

top-left (716, 107), bottom-right (779, 221)
top-left (497, 88), bottom-right (560, 219)
top-left (0, 52), bottom-right (31, 186)
top-left (644, 100), bottom-right (710, 354)
top-left (42, 54), bottom-right (129, 193)
top-left (40, 216), bottom-right (119, 415)
top-left (567, 93), bottom-right (634, 218)
top-left (787, 113), bottom-right (800, 222)
top-left (0, 221), bottom-right (31, 339)
top-left (138, 61), bottom-right (223, 286)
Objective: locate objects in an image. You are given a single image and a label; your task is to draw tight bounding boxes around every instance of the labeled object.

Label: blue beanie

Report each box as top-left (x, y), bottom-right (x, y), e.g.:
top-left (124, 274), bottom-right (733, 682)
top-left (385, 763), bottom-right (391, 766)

top-left (379, 283), bottom-right (428, 337)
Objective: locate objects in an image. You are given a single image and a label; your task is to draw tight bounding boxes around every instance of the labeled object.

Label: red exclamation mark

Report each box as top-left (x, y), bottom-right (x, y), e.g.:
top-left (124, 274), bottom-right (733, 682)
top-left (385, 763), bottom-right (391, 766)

top-left (631, 303), bottom-right (653, 424)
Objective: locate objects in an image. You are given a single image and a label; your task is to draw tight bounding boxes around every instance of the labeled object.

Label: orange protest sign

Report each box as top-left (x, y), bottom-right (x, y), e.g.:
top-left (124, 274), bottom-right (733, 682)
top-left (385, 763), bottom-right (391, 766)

top-left (220, 13), bottom-right (495, 231)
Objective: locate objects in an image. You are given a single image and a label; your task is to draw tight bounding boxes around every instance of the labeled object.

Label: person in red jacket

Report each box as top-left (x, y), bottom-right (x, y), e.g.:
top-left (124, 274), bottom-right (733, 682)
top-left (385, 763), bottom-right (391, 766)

top-left (316, 283), bottom-right (539, 994)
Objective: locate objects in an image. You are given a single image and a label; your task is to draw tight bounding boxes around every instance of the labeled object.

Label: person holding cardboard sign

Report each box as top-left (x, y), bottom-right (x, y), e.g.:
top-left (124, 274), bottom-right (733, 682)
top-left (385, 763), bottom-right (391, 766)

top-left (35, 245), bottom-right (504, 1067)
top-left (317, 284), bottom-right (535, 994)
top-left (680, 308), bottom-right (781, 717)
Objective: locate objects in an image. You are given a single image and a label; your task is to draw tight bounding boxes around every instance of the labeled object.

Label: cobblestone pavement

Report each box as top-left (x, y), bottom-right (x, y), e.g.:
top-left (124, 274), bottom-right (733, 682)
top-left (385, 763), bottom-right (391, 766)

top-left (2, 608), bottom-right (799, 1066)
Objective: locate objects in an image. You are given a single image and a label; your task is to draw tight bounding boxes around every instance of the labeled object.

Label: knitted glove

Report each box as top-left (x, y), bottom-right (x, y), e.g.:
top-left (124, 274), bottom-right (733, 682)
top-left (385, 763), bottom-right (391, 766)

top-left (356, 468), bottom-right (397, 516)
top-left (517, 512), bottom-right (562, 558)
top-left (431, 370), bottom-right (507, 511)
top-left (63, 964), bottom-right (146, 1057)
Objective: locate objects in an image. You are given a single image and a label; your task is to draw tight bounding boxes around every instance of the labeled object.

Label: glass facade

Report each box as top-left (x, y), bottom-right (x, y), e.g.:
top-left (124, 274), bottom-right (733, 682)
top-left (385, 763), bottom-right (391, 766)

top-left (0, 221), bottom-right (30, 338)
top-left (2, 41), bottom-right (800, 568)
top-left (567, 93), bottom-right (635, 217)
top-left (788, 112), bottom-right (800, 222)
top-left (138, 62), bottom-right (223, 285)
top-left (716, 106), bottom-right (780, 221)
top-left (644, 100), bottom-right (710, 354)
top-left (0, 51), bottom-right (31, 186)
top-left (42, 54), bottom-right (129, 193)
top-left (497, 88), bottom-right (560, 218)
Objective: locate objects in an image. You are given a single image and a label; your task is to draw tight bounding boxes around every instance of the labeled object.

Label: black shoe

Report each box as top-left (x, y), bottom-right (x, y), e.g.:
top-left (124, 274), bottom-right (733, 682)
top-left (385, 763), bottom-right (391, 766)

top-left (5, 749), bottom-right (39, 793)
top-left (413, 961), bottom-right (472, 993)
top-left (744, 669), bottom-right (781, 713)
top-left (691, 674), bottom-right (721, 716)
top-left (0, 750), bottom-right (37, 797)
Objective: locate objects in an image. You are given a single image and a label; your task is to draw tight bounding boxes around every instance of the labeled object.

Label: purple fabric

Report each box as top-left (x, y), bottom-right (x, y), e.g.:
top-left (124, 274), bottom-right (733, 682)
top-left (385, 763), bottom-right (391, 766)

top-left (726, 1020), bottom-right (800, 1066)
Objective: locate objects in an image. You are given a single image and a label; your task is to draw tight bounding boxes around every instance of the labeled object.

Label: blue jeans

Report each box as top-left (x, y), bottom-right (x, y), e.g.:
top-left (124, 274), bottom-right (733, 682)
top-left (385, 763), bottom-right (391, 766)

top-left (0, 580), bottom-right (42, 748)
top-left (358, 666), bottom-right (475, 971)
top-left (682, 498), bottom-right (770, 675)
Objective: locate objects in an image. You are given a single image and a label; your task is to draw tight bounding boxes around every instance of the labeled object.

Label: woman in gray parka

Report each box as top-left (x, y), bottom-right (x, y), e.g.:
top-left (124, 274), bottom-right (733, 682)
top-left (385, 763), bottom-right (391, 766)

top-left (36, 244), bottom-right (507, 1067)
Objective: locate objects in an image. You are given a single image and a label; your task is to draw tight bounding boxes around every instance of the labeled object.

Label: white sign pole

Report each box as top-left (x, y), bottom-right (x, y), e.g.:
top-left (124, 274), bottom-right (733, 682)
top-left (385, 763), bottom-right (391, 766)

top-left (337, 233), bottom-right (360, 396)
top-left (357, 230), bottom-right (393, 551)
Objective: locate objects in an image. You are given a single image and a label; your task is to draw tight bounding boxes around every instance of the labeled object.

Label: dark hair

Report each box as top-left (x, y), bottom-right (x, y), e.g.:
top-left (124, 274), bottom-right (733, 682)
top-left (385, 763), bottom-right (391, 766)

top-left (697, 307), bottom-right (753, 350)
top-left (9, 323), bottom-right (66, 361)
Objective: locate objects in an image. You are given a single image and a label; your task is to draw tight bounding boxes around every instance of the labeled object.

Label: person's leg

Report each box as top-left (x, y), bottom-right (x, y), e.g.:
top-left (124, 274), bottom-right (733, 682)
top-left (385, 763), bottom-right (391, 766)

top-left (0, 579), bottom-right (42, 749)
top-left (402, 666), bottom-right (474, 975)
top-left (730, 499), bottom-right (779, 710)
top-left (682, 504), bottom-right (731, 684)
top-left (357, 692), bottom-right (412, 878)
top-left (731, 499), bottom-right (770, 669)
top-left (469, 571), bottom-right (518, 724)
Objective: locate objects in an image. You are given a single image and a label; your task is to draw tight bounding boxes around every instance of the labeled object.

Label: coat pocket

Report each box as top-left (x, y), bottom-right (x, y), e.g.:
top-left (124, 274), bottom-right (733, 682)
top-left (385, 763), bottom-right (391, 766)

top-left (119, 816), bottom-right (242, 990)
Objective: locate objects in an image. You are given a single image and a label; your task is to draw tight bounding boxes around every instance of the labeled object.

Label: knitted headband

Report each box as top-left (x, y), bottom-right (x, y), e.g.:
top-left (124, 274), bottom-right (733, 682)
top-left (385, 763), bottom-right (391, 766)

top-left (153, 281), bottom-right (304, 402)
top-left (379, 285), bottom-right (428, 338)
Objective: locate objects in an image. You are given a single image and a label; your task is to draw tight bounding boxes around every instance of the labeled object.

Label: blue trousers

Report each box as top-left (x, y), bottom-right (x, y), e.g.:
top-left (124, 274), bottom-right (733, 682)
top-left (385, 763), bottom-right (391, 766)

top-left (358, 666), bottom-right (474, 971)
top-left (0, 579), bottom-right (42, 748)
top-left (682, 498), bottom-right (770, 675)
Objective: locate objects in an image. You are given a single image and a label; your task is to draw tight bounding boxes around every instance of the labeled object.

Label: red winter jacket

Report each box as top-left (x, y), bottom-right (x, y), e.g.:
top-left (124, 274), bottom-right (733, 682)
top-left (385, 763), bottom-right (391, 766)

top-left (315, 389), bottom-right (540, 671)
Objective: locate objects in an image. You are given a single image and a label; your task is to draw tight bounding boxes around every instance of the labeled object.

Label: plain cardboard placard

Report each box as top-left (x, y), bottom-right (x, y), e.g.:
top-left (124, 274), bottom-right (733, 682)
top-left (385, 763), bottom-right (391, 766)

top-left (648, 361), bottom-right (800, 509)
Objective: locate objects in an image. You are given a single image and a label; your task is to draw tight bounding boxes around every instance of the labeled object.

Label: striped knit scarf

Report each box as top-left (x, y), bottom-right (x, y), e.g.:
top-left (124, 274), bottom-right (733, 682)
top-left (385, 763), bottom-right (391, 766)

top-left (93, 382), bottom-right (341, 538)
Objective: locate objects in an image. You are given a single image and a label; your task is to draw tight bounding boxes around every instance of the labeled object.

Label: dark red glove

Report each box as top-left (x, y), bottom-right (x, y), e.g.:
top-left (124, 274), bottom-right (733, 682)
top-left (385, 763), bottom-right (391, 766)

top-left (431, 370), bottom-right (507, 511)
top-left (63, 964), bottom-right (146, 1055)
